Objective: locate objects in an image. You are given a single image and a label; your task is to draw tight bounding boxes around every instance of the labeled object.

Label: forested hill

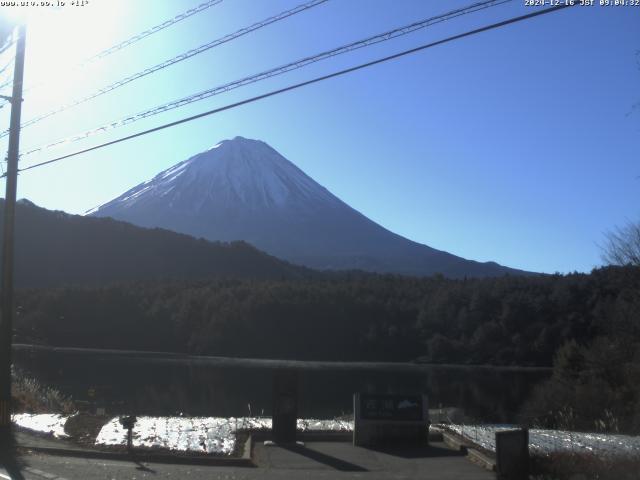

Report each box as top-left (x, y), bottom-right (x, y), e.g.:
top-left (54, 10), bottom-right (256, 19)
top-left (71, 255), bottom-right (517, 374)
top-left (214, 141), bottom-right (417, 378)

top-left (14, 265), bottom-right (640, 366)
top-left (0, 199), bottom-right (311, 288)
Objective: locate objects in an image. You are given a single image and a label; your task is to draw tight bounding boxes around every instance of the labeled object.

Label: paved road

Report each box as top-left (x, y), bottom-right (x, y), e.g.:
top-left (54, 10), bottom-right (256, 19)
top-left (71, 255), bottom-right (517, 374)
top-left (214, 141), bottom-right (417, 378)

top-left (0, 441), bottom-right (494, 480)
top-left (3, 454), bottom-right (246, 480)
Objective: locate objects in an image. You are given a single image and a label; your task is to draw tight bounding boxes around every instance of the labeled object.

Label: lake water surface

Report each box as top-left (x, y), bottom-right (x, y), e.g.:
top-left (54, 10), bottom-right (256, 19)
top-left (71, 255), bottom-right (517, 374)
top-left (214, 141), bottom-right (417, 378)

top-left (13, 346), bottom-right (550, 423)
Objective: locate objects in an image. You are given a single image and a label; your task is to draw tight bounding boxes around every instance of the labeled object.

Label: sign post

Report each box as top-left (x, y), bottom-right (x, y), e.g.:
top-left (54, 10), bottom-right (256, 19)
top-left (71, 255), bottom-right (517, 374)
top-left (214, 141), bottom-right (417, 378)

top-left (353, 393), bottom-right (429, 447)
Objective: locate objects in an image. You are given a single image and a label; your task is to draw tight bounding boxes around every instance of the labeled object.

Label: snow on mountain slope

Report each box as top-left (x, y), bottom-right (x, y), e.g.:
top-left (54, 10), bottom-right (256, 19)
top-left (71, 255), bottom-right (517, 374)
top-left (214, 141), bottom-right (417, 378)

top-left (89, 136), bottom-right (529, 278)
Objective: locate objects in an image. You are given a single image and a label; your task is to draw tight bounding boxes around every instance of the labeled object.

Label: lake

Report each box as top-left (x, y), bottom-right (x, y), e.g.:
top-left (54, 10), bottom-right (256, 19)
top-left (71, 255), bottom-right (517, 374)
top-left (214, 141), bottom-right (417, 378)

top-left (13, 345), bottom-right (550, 423)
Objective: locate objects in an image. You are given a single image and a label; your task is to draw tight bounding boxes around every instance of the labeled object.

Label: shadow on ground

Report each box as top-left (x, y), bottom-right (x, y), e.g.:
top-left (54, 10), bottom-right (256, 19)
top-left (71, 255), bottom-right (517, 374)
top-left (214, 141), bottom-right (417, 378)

top-left (366, 442), bottom-right (466, 459)
top-left (133, 457), bottom-right (157, 473)
top-left (281, 443), bottom-right (368, 472)
top-left (0, 429), bottom-right (27, 480)
top-left (257, 440), bottom-right (470, 473)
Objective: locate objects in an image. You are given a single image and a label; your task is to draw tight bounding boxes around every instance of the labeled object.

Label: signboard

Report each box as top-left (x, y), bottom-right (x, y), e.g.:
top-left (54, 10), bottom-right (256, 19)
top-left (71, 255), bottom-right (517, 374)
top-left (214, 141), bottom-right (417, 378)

top-left (359, 394), bottom-right (423, 421)
top-left (353, 393), bottom-right (429, 447)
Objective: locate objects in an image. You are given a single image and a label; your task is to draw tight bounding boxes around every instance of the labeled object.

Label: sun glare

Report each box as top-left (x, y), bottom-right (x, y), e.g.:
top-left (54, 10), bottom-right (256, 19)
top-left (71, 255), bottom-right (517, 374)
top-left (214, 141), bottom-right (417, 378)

top-left (16, 1), bottom-right (125, 104)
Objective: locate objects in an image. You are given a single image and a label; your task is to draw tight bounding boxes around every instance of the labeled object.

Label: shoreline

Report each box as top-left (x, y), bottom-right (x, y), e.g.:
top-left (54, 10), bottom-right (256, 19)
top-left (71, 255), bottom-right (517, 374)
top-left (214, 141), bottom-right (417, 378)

top-left (13, 343), bottom-right (552, 372)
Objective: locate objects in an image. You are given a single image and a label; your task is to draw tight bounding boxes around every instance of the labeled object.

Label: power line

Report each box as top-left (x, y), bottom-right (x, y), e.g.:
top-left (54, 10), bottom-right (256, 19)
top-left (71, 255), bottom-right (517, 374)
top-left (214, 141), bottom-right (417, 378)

top-left (11, 3), bottom-right (576, 177)
top-left (0, 58), bottom-right (13, 80)
top-left (0, 79), bottom-right (12, 95)
top-left (0, 71), bottom-right (15, 93)
top-left (0, 58), bottom-right (14, 108)
top-left (3, 0), bottom-right (328, 137)
top-left (19, 0), bottom-right (512, 157)
top-left (0, 38), bottom-right (16, 95)
top-left (0, 38), bottom-right (15, 57)
top-left (82, 0), bottom-right (225, 64)
top-left (0, 0), bottom-right (225, 96)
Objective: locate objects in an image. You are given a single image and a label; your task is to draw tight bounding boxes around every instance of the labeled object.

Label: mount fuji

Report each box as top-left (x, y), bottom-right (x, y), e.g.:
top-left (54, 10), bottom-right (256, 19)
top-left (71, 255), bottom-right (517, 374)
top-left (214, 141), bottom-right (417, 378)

top-left (88, 136), bottom-right (528, 277)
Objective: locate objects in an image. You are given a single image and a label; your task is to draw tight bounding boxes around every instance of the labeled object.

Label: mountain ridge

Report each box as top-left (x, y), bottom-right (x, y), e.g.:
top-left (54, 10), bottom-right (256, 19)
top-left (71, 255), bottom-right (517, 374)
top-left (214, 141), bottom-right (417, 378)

top-left (89, 136), bottom-right (533, 278)
top-left (0, 198), bottom-right (311, 288)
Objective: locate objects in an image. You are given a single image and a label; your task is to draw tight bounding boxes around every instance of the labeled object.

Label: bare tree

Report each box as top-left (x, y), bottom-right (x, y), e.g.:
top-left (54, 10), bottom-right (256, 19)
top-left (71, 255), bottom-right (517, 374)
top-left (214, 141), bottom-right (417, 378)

top-left (601, 221), bottom-right (640, 266)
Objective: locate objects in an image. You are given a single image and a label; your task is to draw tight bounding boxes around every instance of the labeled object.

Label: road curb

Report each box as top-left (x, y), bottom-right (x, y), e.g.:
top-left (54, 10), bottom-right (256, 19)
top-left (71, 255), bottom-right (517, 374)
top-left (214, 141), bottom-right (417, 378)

top-left (442, 431), bottom-right (468, 452)
top-left (467, 447), bottom-right (496, 471)
top-left (440, 429), bottom-right (497, 472)
top-left (17, 435), bottom-right (255, 467)
top-left (250, 430), bottom-right (352, 443)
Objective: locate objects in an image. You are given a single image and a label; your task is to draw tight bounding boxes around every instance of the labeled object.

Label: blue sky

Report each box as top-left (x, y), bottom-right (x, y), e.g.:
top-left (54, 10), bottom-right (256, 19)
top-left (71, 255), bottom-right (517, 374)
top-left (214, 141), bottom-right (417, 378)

top-left (0, 0), bottom-right (638, 274)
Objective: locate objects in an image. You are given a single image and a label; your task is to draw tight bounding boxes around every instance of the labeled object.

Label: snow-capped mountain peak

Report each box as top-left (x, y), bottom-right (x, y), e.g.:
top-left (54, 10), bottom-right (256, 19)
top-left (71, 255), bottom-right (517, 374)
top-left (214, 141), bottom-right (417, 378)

top-left (89, 136), bottom-right (526, 278)
top-left (89, 136), bottom-right (337, 216)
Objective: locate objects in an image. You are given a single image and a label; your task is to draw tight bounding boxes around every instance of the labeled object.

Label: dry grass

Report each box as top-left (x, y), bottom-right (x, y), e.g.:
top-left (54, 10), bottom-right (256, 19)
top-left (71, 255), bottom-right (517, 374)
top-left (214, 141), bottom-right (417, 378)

top-left (11, 368), bottom-right (75, 414)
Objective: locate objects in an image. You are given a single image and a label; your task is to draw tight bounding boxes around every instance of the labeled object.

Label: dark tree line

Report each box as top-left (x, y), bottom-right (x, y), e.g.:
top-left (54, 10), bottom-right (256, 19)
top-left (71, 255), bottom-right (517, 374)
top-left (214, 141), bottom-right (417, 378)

top-left (1, 199), bottom-right (312, 289)
top-left (521, 265), bottom-right (640, 434)
top-left (12, 265), bottom-right (640, 367)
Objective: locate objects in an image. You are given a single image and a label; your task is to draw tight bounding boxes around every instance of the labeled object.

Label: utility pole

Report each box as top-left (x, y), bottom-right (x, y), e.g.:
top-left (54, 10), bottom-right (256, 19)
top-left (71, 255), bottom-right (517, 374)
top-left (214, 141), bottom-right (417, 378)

top-left (0, 23), bottom-right (26, 438)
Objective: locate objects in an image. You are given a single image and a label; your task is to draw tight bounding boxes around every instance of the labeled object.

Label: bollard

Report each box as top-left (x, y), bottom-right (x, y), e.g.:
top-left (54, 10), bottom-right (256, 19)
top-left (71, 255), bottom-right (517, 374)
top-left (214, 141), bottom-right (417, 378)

top-left (496, 428), bottom-right (529, 480)
top-left (272, 370), bottom-right (298, 444)
top-left (119, 415), bottom-right (137, 453)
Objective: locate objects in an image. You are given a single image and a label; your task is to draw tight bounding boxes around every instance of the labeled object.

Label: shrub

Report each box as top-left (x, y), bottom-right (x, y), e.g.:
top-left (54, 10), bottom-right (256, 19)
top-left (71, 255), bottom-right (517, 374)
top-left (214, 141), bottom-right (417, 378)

top-left (11, 368), bottom-right (75, 414)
